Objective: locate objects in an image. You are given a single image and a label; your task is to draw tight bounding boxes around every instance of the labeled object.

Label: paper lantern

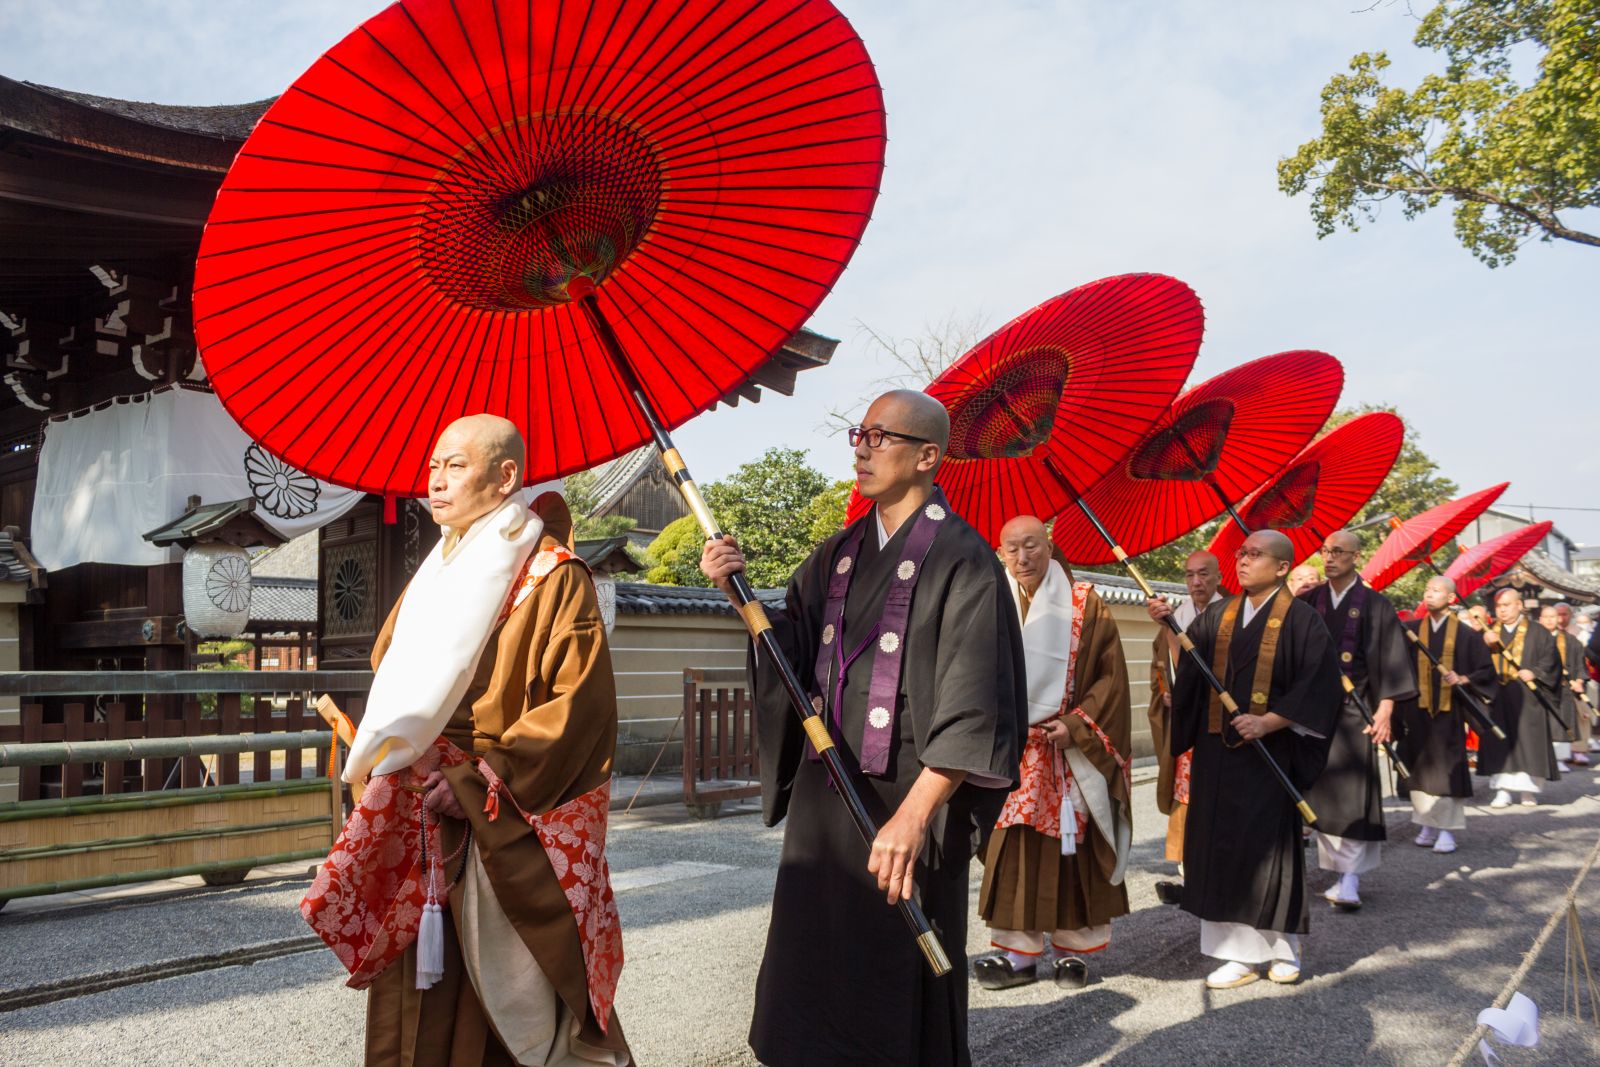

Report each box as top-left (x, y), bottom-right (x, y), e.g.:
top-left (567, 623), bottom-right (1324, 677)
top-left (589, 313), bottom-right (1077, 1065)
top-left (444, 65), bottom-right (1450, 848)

top-left (183, 542), bottom-right (253, 638)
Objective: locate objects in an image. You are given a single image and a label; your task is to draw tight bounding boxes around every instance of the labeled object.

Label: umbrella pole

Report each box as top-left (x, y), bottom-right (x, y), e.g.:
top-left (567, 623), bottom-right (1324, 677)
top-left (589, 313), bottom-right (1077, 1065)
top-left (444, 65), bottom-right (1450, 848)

top-left (1403, 628), bottom-right (1507, 741)
top-left (573, 289), bottom-right (951, 977)
top-left (1039, 459), bottom-right (1318, 824)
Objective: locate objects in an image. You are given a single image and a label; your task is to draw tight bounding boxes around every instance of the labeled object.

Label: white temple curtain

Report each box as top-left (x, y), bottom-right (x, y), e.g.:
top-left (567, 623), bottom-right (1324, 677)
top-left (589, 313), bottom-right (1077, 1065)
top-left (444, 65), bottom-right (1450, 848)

top-left (31, 386), bottom-right (364, 571)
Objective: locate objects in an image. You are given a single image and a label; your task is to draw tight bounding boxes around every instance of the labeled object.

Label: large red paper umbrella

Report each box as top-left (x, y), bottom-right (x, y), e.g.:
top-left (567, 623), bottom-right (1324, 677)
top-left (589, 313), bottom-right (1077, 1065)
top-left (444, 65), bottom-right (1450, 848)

top-left (1361, 482), bottom-right (1509, 591)
top-left (1051, 350), bottom-right (1344, 565)
top-left (1442, 520), bottom-right (1554, 601)
top-left (193, 0), bottom-right (958, 976)
top-left (1207, 412), bottom-right (1405, 593)
top-left (193, 0), bottom-right (885, 496)
top-left (846, 274), bottom-right (1203, 544)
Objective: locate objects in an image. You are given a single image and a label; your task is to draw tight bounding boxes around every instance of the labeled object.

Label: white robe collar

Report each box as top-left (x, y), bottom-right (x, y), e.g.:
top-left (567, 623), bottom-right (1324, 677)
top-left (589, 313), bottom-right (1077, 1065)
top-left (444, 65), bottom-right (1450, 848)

top-left (1007, 559), bottom-right (1078, 726)
top-left (344, 493), bottom-right (548, 782)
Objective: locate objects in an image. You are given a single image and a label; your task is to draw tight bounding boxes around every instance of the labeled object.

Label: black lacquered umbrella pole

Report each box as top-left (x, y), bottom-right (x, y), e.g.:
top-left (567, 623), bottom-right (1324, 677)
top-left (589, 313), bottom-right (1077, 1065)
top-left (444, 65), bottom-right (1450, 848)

top-left (1038, 456), bottom-right (1318, 824)
top-left (1404, 628), bottom-right (1507, 741)
top-left (575, 289), bottom-right (952, 977)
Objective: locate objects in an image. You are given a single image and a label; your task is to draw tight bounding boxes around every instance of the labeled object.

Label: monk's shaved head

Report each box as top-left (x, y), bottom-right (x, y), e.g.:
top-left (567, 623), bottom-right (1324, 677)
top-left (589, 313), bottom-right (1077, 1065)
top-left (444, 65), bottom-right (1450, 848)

top-left (999, 514), bottom-right (1048, 544)
top-left (1251, 529), bottom-right (1296, 563)
top-left (875, 389), bottom-right (950, 453)
top-left (1327, 530), bottom-right (1361, 554)
top-left (442, 413), bottom-right (526, 482)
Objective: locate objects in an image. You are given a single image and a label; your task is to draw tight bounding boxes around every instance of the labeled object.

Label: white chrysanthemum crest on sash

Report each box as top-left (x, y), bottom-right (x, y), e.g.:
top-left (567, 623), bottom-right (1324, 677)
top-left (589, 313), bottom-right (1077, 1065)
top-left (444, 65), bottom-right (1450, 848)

top-left (344, 495), bottom-right (545, 782)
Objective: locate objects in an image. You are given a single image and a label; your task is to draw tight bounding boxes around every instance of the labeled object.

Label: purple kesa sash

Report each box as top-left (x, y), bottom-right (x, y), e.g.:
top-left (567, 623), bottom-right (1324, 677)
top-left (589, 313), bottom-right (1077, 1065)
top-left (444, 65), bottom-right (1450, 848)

top-left (1313, 577), bottom-right (1369, 696)
top-left (809, 491), bottom-right (949, 777)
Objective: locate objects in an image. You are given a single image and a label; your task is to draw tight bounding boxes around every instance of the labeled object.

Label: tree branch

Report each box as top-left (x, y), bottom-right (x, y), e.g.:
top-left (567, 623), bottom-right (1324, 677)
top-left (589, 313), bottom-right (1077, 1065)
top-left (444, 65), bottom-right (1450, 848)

top-left (1357, 176), bottom-right (1600, 248)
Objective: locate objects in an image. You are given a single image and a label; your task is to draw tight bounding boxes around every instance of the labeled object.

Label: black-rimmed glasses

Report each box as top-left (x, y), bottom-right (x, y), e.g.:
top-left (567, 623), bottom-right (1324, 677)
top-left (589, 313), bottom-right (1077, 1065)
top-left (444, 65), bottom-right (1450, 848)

top-left (848, 425), bottom-right (931, 450)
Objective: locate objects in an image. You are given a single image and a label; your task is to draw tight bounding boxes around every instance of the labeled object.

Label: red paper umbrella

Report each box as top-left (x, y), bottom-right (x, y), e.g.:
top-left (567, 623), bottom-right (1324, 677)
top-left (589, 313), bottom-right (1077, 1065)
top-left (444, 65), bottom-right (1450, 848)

top-left (193, 0), bottom-right (885, 496)
top-left (846, 274), bottom-right (1202, 544)
top-left (193, 1), bottom-right (962, 976)
top-left (1051, 351), bottom-right (1344, 565)
top-left (1207, 412), bottom-right (1405, 593)
top-left (1361, 482), bottom-right (1510, 591)
top-left (1442, 521), bottom-right (1554, 601)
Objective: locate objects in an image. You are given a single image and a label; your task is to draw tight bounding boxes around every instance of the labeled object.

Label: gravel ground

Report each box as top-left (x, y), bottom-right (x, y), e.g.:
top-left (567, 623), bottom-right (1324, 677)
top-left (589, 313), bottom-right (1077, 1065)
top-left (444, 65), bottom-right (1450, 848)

top-left (3, 771), bottom-right (1598, 1066)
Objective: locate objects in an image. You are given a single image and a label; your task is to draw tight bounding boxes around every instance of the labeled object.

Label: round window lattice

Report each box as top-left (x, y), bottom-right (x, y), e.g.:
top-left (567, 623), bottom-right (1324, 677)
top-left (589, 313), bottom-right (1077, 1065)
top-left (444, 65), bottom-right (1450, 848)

top-left (331, 557), bottom-right (369, 623)
top-left (206, 553), bottom-right (253, 613)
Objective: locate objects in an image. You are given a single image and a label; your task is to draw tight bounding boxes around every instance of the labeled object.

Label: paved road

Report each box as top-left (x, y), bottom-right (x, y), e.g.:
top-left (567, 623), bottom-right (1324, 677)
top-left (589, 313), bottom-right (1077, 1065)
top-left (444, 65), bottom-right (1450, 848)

top-left (3, 768), bottom-right (1599, 1066)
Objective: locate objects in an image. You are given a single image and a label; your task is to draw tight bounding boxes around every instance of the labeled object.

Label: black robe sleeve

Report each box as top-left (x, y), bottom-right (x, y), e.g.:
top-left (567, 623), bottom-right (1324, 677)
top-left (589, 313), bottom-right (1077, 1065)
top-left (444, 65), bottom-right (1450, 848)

top-left (1170, 600), bottom-right (1222, 757)
top-left (914, 545), bottom-right (1026, 788)
top-left (1587, 625), bottom-right (1600, 672)
top-left (1456, 620), bottom-right (1497, 691)
top-left (1520, 623), bottom-right (1561, 687)
top-left (1366, 590), bottom-right (1420, 703)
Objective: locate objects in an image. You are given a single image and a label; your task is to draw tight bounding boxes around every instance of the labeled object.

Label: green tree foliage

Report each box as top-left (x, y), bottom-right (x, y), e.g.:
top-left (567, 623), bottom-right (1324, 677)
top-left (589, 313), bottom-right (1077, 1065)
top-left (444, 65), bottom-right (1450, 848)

top-left (1279, 0), bottom-right (1600, 266)
top-left (1321, 405), bottom-right (1460, 606)
top-left (801, 479), bottom-right (854, 546)
top-left (643, 514), bottom-right (707, 586)
top-left (563, 470), bottom-right (638, 541)
top-left (1120, 521), bottom-right (1225, 585)
top-left (644, 449), bottom-right (839, 588)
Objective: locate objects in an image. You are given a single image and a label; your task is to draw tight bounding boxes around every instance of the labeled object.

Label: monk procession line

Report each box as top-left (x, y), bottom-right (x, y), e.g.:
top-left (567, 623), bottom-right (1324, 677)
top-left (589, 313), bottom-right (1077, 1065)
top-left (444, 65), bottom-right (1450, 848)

top-left (167, 1), bottom-right (1599, 1063)
top-left (303, 398), bottom-right (1596, 1067)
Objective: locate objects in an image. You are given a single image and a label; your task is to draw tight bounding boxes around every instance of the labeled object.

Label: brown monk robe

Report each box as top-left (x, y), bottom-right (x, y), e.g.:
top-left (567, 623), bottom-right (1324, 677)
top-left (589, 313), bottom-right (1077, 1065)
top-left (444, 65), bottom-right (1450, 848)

top-left (977, 518), bottom-right (1132, 989)
top-left (365, 490), bottom-right (631, 1067)
top-left (1145, 551), bottom-right (1224, 892)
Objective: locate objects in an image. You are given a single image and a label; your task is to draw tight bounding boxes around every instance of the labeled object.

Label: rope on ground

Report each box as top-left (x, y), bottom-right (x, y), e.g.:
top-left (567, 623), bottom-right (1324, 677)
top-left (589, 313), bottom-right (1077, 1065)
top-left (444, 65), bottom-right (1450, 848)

top-left (1444, 829), bottom-right (1600, 1067)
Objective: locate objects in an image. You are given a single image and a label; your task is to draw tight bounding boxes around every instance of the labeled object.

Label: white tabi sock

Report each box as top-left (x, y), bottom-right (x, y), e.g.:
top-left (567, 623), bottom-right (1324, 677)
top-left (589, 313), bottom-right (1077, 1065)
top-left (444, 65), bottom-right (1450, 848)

top-left (1003, 950), bottom-right (1037, 971)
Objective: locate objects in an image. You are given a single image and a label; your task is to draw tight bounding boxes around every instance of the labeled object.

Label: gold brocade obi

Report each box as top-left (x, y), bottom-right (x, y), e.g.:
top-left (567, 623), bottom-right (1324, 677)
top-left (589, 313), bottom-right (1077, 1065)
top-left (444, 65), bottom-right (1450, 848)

top-left (1208, 588), bottom-right (1292, 738)
top-left (1418, 614), bottom-right (1459, 714)
top-left (1493, 620), bottom-right (1527, 683)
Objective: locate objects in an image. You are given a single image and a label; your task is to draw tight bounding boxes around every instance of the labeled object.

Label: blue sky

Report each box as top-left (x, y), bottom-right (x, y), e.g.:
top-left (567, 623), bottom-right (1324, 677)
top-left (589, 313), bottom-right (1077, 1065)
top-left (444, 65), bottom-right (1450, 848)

top-left (5, 0), bottom-right (1596, 542)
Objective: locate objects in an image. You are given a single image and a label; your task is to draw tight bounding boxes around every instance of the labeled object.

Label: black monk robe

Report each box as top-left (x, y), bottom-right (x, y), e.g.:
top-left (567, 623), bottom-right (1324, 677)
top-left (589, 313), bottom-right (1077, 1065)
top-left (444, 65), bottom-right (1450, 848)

top-left (1555, 629), bottom-right (1588, 742)
top-left (1173, 587), bottom-right (1340, 935)
top-left (1397, 614), bottom-right (1495, 799)
top-left (747, 499), bottom-right (1026, 1067)
top-left (1299, 578), bottom-right (1417, 840)
top-left (1477, 619), bottom-right (1562, 782)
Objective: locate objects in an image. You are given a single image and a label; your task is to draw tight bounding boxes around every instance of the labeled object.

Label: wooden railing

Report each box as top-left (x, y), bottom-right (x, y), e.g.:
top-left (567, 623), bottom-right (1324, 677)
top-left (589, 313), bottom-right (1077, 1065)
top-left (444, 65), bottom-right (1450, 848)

top-left (681, 667), bottom-right (760, 817)
top-left (0, 671), bottom-right (371, 801)
top-left (0, 670), bottom-right (373, 905)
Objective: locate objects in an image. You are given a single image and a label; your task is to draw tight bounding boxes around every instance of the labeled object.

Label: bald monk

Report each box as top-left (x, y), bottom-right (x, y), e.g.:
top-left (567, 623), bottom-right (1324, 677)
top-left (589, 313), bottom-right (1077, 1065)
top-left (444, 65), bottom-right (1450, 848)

top-left (702, 390), bottom-right (1026, 1067)
top-left (1144, 550), bottom-right (1224, 906)
top-left (976, 516), bottom-right (1133, 990)
top-left (313, 415), bottom-right (631, 1066)
top-left (1156, 530), bottom-right (1340, 989)
top-left (1299, 530), bottom-right (1416, 911)
top-left (1288, 565), bottom-right (1322, 597)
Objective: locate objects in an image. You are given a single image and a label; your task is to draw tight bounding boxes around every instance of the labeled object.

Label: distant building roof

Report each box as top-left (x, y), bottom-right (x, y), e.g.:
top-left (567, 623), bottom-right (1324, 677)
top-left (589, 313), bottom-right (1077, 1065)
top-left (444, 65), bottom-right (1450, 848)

top-left (22, 81), bottom-right (270, 141)
top-left (615, 582), bottom-right (786, 617)
top-left (1513, 549), bottom-right (1600, 604)
top-left (143, 497), bottom-right (284, 549)
top-left (248, 577), bottom-right (317, 626)
top-left (250, 530), bottom-right (319, 580)
top-left (577, 536), bottom-right (644, 575)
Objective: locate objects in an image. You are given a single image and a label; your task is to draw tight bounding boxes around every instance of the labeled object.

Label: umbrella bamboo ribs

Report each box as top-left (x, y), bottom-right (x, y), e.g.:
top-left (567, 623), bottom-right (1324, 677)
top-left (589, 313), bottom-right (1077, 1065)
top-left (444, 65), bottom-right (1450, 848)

top-left (571, 283), bottom-right (952, 978)
top-left (1402, 628), bottom-right (1507, 742)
